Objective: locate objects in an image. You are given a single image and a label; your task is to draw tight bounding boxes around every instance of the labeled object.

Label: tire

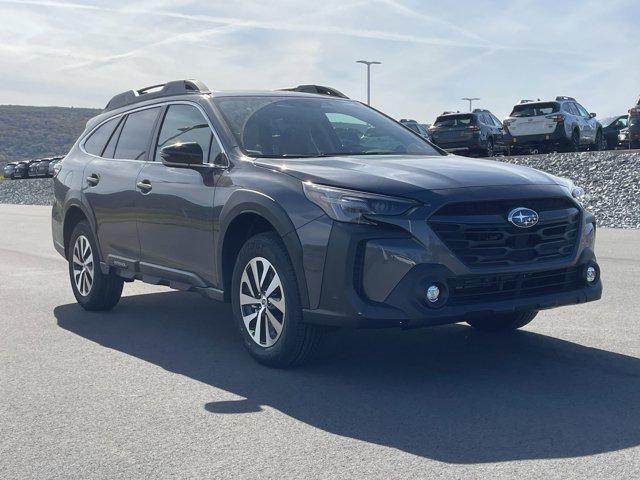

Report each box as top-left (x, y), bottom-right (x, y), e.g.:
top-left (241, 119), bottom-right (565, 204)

top-left (484, 138), bottom-right (494, 157)
top-left (68, 221), bottom-right (123, 311)
top-left (567, 129), bottom-right (580, 152)
top-left (467, 310), bottom-right (538, 332)
top-left (591, 130), bottom-right (605, 151)
top-left (231, 232), bottom-right (323, 368)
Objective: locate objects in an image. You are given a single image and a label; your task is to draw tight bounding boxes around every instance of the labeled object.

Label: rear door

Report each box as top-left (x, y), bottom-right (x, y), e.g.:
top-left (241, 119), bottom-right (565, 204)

top-left (507, 102), bottom-right (558, 137)
top-left (134, 103), bottom-right (224, 287)
top-left (83, 107), bottom-right (161, 265)
top-left (574, 102), bottom-right (595, 142)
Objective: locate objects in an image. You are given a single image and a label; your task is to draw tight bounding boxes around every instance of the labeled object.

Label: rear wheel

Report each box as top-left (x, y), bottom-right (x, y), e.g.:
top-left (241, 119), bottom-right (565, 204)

top-left (68, 221), bottom-right (123, 311)
top-left (467, 310), bottom-right (538, 332)
top-left (567, 129), bottom-right (580, 152)
top-left (231, 232), bottom-right (323, 367)
top-left (484, 138), bottom-right (494, 157)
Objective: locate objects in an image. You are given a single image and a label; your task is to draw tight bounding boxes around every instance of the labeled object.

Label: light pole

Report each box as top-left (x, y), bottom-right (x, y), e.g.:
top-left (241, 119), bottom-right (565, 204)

top-left (356, 60), bottom-right (381, 105)
top-left (462, 97), bottom-right (480, 112)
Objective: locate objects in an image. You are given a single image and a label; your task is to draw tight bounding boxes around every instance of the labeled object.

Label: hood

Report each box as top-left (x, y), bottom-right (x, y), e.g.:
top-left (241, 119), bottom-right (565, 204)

top-left (254, 154), bottom-right (558, 196)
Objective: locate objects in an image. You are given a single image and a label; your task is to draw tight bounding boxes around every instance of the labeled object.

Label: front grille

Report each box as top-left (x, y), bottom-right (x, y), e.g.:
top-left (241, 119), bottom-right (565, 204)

top-left (429, 198), bottom-right (580, 267)
top-left (448, 267), bottom-right (582, 306)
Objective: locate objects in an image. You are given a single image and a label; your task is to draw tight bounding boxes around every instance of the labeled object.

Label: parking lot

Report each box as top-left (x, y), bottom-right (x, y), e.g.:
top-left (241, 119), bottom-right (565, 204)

top-left (1, 204), bottom-right (639, 479)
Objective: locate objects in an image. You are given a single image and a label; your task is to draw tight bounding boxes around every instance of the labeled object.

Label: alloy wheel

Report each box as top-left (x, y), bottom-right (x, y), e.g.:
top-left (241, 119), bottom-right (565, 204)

top-left (239, 257), bottom-right (285, 347)
top-left (72, 235), bottom-right (94, 296)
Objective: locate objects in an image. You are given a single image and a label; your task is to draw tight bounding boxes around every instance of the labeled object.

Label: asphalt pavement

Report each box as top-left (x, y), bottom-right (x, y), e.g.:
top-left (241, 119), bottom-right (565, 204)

top-left (1, 204), bottom-right (639, 479)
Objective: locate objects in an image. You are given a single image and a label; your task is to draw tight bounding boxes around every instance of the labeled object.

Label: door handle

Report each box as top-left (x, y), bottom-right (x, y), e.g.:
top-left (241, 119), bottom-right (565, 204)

top-left (136, 180), bottom-right (152, 193)
top-left (86, 174), bottom-right (99, 186)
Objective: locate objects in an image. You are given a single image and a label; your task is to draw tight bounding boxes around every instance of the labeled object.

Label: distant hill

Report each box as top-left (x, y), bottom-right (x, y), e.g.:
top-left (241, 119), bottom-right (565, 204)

top-left (0, 105), bottom-right (102, 165)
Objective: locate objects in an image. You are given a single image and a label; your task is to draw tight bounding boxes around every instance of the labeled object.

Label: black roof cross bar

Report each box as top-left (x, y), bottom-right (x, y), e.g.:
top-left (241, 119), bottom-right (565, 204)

top-left (279, 85), bottom-right (349, 99)
top-left (105, 79), bottom-right (210, 111)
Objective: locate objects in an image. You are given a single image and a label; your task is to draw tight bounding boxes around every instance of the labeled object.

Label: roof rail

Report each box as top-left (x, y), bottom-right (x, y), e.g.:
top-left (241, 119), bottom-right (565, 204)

top-left (105, 79), bottom-right (210, 111)
top-left (279, 84), bottom-right (349, 99)
top-left (555, 96), bottom-right (576, 102)
top-left (441, 111), bottom-right (460, 115)
top-left (472, 108), bottom-right (489, 113)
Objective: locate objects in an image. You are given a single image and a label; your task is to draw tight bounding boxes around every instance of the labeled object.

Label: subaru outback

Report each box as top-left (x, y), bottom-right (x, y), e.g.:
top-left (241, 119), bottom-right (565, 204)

top-left (504, 97), bottom-right (604, 154)
top-left (428, 109), bottom-right (508, 157)
top-left (52, 80), bottom-right (602, 367)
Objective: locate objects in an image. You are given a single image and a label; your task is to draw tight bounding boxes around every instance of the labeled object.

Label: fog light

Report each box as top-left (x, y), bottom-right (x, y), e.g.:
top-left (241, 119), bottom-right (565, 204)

top-left (426, 285), bottom-right (440, 303)
top-left (585, 266), bottom-right (597, 283)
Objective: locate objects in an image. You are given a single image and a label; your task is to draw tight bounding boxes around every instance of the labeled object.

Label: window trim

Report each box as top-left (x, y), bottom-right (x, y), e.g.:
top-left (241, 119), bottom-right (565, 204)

top-left (80, 100), bottom-right (227, 166)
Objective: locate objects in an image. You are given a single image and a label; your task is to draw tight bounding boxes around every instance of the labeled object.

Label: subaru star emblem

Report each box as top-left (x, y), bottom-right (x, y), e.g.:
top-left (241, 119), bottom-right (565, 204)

top-left (508, 207), bottom-right (539, 228)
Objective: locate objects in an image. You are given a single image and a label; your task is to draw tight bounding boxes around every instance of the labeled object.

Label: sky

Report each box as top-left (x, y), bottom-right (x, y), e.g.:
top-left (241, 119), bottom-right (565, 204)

top-left (0, 0), bottom-right (638, 123)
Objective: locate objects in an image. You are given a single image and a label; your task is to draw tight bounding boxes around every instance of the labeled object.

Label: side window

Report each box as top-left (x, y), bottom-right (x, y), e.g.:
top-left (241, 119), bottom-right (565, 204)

top-left (618, 117), bottom-right (628, 128)
top-left (155, 104), bottom-right (222, 163)
top-left (102, 118), bottom-right (125, 159)
top-left (83, 117), bottom-right (119, 156)
top-left (564, 103), bottom-right (578, 115)
top-left (575, 103), bottom-right (590, 117)
top-left (491, 114), bottom-right (503, 127)
top-left (113, 107), bottom-right (161, 160)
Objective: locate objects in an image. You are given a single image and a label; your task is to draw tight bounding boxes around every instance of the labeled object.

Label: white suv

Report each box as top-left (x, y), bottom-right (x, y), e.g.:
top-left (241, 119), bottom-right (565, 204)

top-left (504, 96), bottom-right (604, 153)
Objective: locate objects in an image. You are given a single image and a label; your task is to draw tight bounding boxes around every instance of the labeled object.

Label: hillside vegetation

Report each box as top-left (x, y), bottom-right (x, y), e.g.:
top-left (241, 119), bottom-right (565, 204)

top-left (0, 105), bottom-right (101, 165)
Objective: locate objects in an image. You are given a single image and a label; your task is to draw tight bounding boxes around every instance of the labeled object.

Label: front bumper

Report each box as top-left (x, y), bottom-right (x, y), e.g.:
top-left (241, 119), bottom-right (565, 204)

top-left (301, 186), bottom-right (601, 328)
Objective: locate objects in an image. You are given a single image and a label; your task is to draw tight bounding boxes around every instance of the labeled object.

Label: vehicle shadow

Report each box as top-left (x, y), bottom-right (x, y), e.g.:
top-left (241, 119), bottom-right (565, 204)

top-left (54, 290), bottom-right (640, 464)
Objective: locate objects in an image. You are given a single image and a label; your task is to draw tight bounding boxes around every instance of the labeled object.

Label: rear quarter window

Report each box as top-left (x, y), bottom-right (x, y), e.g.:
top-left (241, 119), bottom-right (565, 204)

top-left (83, 117), bottom-right (119, 156)
top-left (113, 107), bottom-right (161, 160)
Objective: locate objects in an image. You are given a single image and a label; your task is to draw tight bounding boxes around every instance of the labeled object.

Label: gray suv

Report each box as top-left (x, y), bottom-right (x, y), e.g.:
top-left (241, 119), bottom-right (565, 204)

top-left (52, 80), bottom-right (602, 367)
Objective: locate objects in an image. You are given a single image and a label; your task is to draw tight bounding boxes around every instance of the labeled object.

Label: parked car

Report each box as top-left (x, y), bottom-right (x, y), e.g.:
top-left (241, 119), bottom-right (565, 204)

top-left (3, 161), bottom-right (19, 179)
top-left (399, 119), bottom-right (430, 140)
top-left (13, 160), bottom-right (34, 179)
top-left (599, 115), bottom-right (628, 149)
top-left (428, 109), bottom-right (508, 156)
top-left (48, 157), bottom-right (64, 177)
top-left (29, 159), bottom-right (44, 177)
top-left (628, 106), bottom-right (640, 149)
top-left (36, 156), bottom-right (64, 177)
top-left (53, 79), bottom-right (601, 367)
top-left (504, 97), bottom-right (604, 154)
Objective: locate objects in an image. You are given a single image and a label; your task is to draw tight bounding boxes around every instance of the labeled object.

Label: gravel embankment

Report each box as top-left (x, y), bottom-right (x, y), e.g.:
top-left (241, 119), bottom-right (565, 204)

top-left (0, 177), bottom-right (54, 206)
top-left (499, 150), bottom-right (640, 229)
top-left (1, 150), bottom-right (638, 227)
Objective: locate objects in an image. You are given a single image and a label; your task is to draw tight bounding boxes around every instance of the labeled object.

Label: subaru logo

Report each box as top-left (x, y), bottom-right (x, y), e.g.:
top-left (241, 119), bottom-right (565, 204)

top-left (508, 207), bottom-right (539, 228)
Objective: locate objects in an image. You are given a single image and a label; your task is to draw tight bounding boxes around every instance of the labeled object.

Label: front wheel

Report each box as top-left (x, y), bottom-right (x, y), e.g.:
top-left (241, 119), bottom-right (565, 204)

top-left (231, 232), bottom-right (323, 367)
top-left (484, 138), bottom-right (494, 157)
top-left (591, 130), bottom-right (605, 151)
top-left (68, 221), bottom-right (123, 311)
top-left (467, 310), bottom-right (538, 332)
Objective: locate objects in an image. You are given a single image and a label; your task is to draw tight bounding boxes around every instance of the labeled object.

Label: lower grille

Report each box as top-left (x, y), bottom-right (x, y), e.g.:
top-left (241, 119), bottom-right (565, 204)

top-left (448, 267), bottom-right (581, 306)
top-left (429, 198), bottom-right (581, 267)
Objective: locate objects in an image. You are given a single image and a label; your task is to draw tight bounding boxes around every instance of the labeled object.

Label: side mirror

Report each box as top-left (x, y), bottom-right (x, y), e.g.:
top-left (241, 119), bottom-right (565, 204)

top-left (589, 112), bottom-right (597, 118)
top-left (160, 142), bottom-right (204, 167)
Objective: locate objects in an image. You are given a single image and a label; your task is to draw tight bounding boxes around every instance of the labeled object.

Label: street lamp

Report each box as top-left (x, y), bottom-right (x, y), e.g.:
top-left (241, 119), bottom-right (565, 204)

top-left (356, 60), bottom-right (381, 105)
top-left (462, 97), bottom-right (480, 112)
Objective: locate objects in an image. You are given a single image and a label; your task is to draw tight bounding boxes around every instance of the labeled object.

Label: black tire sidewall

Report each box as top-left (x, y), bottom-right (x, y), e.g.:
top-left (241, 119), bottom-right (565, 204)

top-left (68, 221), bottom-right (112, 308)
top-left (231, 232), bottom-right (306, 367)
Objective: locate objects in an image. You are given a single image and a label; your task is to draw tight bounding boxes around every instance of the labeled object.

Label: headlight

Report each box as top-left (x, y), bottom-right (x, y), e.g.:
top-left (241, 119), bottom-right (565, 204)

top-left (555, 177), bottom-right (588, 205)
top-left (302, 182), bottom-right (417, 224)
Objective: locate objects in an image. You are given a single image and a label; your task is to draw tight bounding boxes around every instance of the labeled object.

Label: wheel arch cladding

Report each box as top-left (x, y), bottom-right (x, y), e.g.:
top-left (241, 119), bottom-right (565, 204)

top-left (218, 192), bottom-right (310, 307)
top-left (63, 205), bottom-right (90, 256)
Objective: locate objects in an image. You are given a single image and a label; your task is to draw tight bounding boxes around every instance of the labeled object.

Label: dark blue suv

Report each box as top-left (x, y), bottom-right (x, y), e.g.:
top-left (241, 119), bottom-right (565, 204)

top-left (52, 80), bottom-right (601, 367)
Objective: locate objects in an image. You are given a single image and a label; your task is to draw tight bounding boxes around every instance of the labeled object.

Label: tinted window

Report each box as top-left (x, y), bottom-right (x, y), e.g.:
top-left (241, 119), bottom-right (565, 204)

top-left (511, 102), bottom-right (559, 117)
top-left (103, 119), bottom-right (124, 159)
top-left (84, 117), bottom-right (119, 156)
top-left (490, 114), bottom-right (503, 127)
top-left (434, 114), bottom-right (475, 127)
top-left (114, 107), bottom-right (160, 160)
top-left (575, 103), bottom-right (590, 117)
top-left (155, 105), bottom-right (221, 163)
top-left (215, 97), bottom-right (439, 158)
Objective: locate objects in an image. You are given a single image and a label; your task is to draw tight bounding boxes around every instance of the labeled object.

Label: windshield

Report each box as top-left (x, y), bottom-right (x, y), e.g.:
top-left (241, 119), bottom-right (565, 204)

top-left (214, 96), bottom-right (440, 158)
top-left (510, 102), bottom-right (559, 117)
top-left (433, 114), bottom-right (474, 127)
